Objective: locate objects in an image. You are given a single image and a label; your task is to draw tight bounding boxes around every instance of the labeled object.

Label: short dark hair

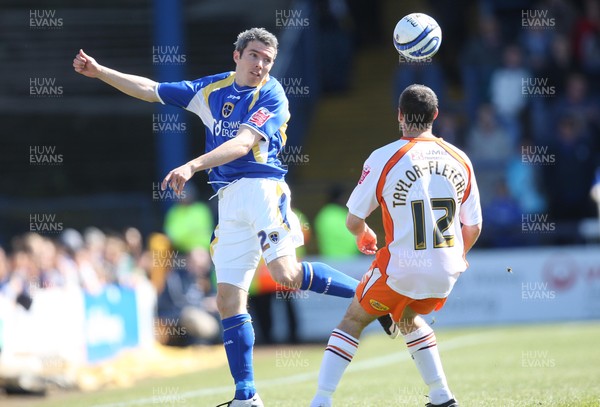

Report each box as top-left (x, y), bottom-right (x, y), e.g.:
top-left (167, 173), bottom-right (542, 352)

top-left (234, 27), bottom-right (278, 58)
top-left (399, 84), bottom-right (438, 128)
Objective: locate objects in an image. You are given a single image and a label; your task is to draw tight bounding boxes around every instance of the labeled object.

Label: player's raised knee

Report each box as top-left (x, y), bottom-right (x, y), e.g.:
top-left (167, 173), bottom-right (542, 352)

top-left (266, 257), bottom-right (302, 290)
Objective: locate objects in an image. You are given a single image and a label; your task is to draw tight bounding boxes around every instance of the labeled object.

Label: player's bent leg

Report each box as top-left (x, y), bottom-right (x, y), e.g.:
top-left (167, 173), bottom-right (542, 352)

top-left (216, 283), bottom-right (258, 403)
top-left (311, 299), bottom-right (376, 407)
top-left (256, 179), bottom-right (358, 299)
top-left (266, 255), bottom-right (359, 298)
top-left (299, 261), bottom-right (358, 298)
top-left (337, 297), bottom-right (378, 338)
top-left (400, 304), bottom-right (454, 406)
top-left (264, 254), bottom-right (302, 289)
top-left (398, 305), bottom-right (428, 335)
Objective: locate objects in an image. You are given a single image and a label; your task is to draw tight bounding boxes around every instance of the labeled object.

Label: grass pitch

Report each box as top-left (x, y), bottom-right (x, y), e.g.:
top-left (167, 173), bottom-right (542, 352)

top-left (4, 322), bottom-right (600, 406)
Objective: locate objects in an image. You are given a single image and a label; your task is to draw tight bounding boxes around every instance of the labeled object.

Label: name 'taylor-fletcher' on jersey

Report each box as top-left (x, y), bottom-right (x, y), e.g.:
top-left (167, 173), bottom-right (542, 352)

top-left (392, 160), bottom-right (466, 207)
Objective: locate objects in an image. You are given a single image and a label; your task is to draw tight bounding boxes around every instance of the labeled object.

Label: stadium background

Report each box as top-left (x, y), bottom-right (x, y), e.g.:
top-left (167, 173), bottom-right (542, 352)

top-left (1, 0), bottom-right (600, 404)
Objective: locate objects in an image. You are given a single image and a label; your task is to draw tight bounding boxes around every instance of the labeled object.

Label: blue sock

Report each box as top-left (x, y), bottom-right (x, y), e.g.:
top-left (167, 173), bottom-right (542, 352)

top-left (222, 313), bottom-right (256, 400)
top-left (300, 262), bottom-right (358, 298)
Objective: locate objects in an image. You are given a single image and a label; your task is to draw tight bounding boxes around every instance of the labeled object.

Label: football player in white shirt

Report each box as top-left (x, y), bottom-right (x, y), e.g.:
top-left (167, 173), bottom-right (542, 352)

top-left (311, 85), bottom-right (482, 407)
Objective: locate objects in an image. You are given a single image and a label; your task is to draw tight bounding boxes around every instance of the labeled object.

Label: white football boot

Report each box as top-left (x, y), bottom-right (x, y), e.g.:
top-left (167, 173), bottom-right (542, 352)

top-left (216, 393), bottom-right (264, 407)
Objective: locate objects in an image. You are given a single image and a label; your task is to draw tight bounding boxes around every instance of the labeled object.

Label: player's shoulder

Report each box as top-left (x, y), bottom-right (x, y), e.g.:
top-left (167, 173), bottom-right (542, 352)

top-left (249, 76), bottom-right (288, 112)
top-left (368, 139), bottom-right (409, 163)
top-left (187, 71), bottom-right (235, 90)
top-left (200, 71), bottom-right (234, 83)
top-left (435, 138), bottom-right (474, 166)
top-left (356, 140), bottom-right (407, 178)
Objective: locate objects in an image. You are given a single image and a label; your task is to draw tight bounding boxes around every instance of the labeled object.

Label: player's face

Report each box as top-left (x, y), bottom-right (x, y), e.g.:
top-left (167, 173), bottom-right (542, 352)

top-left (233, 41), bottom-right (275, 87)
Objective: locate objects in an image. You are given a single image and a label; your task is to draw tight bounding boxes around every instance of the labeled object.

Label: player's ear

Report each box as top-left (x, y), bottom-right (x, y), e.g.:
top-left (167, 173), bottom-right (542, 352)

top-left (398, 108), bottom-right (403, 122)
top-left (233, 50), bottom-right (240, 63)
top-left (433, 108), bottom-right (439, 121)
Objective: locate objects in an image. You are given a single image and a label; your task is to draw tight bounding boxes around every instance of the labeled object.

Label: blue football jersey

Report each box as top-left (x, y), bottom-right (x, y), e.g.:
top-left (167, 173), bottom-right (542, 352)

top-left (156, 72), bottom-right (290, 192)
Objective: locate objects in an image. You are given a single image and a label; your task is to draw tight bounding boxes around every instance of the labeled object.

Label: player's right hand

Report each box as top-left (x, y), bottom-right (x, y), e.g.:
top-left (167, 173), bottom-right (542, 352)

top-left (161, 162), bottom-right (194, 195)
top-left (357, 225), bottom-right (378, 255)
top-left (73, 49), bottom-right (100, 78)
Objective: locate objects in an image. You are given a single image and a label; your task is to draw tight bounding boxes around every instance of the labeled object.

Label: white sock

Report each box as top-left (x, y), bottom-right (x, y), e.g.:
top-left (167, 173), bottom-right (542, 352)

top-left (403, 325), bottom-right (453, 405)
top-left (311, 329), bottom-right (359, 404)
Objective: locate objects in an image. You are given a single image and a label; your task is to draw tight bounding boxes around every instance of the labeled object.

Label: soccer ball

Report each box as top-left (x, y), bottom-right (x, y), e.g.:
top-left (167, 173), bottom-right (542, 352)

top-left (393, 13), bottom-right (442, 61)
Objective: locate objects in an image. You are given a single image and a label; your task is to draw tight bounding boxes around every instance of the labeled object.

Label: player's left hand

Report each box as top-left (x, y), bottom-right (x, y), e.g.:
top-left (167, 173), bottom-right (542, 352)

top-left (161, 163), bottom-right (193, 195)
top-left (357, 225), bottom-right (378, 255)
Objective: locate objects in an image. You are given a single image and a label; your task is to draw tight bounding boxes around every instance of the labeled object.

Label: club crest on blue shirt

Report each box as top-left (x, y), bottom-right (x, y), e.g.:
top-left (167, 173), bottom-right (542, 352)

top-left (222, 102), bottom-right (234, 118)
top-left (268, 231), bottom-right (280, 244)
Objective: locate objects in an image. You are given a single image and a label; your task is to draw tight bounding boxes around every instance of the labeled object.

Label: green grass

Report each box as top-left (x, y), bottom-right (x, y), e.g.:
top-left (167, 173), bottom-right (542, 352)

top-left (4, 322), bottom-right (600, 406)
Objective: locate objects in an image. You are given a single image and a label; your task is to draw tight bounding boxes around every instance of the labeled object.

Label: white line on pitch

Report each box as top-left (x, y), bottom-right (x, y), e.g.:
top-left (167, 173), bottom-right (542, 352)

top-left (90, 331), bottom-right (495, 407)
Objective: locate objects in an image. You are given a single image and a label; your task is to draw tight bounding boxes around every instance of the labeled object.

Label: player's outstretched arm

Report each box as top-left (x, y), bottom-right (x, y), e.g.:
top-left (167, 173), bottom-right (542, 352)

top-left (161, 127), bottom-right (262, 194)
top-left (346, 213), bottom-right (378, 255)
top-left (73, 49), bottom-right (159, 103)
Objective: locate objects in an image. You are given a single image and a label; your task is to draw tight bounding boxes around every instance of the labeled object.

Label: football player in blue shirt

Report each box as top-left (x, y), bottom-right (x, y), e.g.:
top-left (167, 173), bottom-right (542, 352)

top-left (73, 27), bottom-right (395, 407)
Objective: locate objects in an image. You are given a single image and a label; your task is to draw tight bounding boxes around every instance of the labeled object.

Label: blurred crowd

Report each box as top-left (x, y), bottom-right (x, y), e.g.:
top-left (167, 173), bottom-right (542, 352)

top-left (394, 0), bottom-right (600, 246)
top-left (0, 228), bottom-right (146, 302)
top-left (0, 224), bottom-right (221, 346)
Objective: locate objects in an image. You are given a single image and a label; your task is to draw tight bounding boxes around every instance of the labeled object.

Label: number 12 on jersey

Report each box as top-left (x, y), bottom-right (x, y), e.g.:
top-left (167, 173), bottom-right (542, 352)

top-left (411, 198), bottom-right (456, 250)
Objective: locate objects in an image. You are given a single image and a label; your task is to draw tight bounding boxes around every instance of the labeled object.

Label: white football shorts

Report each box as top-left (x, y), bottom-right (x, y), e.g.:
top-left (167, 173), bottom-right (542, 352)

top-left (210, 178), bottom-right (304, 291)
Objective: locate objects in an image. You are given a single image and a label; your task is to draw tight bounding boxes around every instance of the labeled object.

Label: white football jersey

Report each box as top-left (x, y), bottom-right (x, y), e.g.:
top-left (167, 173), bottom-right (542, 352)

top-left (347, 137), bottom-right (482, 299)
